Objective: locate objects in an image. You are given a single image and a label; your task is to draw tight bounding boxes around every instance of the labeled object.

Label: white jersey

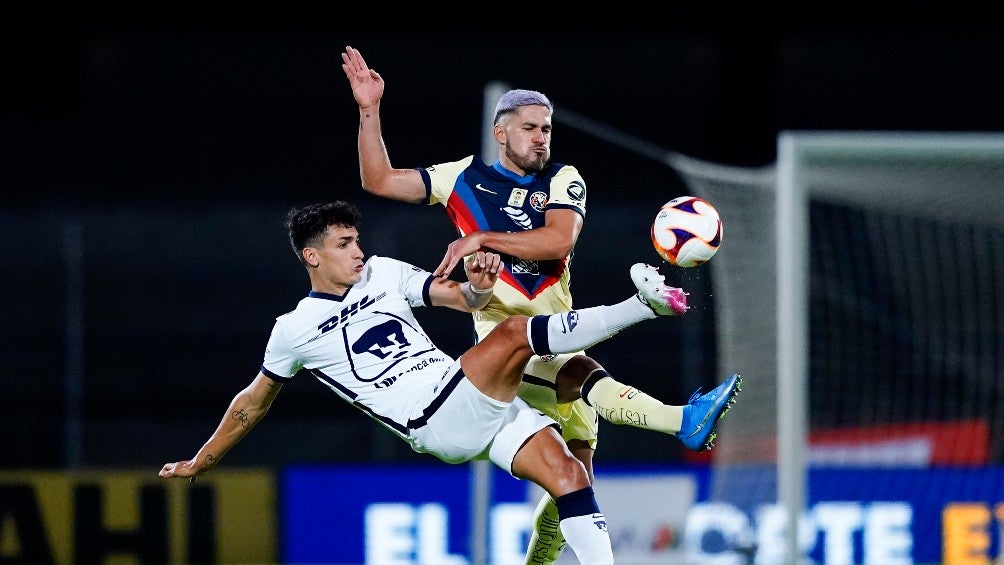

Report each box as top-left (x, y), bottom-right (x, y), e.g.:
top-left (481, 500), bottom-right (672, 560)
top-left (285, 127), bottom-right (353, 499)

top-left (261, 255), bottom-right (456, 438)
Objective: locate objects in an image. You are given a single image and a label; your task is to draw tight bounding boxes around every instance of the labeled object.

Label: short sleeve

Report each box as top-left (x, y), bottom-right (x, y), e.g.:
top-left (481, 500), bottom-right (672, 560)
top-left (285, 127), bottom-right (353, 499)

top-left (426, 156), bottom-right (476, 206)
top-left (370, 255), bottom-right (435, 308)
top-left (547, 165), bottom-right (586, 217)
top-left (261, 320), bottom-right (300, 380)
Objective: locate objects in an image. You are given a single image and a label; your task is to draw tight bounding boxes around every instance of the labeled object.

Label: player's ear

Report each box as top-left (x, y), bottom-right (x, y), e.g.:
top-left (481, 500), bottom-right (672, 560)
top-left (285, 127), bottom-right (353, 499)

top-left (302, 247), bottom-right (320, 268)
top-left (493, 123), bottom-right (506, 144)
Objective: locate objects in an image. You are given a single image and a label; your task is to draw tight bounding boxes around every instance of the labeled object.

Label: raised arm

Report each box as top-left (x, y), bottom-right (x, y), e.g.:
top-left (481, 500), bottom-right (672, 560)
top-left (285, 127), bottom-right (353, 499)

top-left (434, 208), bottom-right (583, 277)
top-left (341, 45), bottom-right (426, 203)
top-left (159, 372), bottom-right (282, 482)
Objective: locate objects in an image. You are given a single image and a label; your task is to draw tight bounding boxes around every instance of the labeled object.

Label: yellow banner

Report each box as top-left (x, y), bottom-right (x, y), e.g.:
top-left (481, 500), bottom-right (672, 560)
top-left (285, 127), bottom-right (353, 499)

top-left (0, 469), bottom-right (276, 564)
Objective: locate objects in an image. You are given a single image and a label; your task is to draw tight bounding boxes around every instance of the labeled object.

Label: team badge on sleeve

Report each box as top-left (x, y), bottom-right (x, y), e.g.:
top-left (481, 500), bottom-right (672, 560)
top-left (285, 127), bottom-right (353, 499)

top-left (566, 180), bottom-right (586, 202)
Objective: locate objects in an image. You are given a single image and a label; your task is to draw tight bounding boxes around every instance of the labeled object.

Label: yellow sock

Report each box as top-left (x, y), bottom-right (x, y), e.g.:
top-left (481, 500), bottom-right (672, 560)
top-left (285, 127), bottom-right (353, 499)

top-left (583, 370), bottom-right (683, 435)
top-left (524, 494), bottom-right (566, 565)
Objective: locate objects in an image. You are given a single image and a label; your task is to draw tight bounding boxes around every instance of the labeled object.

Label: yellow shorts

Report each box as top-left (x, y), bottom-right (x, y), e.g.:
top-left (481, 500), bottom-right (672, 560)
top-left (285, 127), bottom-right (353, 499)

top-left (516, 352), bottom-right (599, 450)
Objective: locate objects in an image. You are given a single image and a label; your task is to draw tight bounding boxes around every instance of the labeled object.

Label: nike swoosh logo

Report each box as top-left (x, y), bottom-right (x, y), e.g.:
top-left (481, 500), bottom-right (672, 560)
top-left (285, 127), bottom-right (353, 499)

top-left (475, 183), bottom-right (497, 194)
top-left (684, 395), bottom-right (720, 438)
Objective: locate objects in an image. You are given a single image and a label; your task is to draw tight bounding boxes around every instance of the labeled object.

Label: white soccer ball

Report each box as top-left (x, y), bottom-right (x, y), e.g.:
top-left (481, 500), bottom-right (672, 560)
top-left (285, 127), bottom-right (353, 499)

top-left (651, 196), bottom-right (723, 268)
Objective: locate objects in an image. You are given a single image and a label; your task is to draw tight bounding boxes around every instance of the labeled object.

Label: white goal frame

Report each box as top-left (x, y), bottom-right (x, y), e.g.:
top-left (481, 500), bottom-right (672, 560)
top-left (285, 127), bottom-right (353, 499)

top-left (776, 130), bottom-right (1004, 562)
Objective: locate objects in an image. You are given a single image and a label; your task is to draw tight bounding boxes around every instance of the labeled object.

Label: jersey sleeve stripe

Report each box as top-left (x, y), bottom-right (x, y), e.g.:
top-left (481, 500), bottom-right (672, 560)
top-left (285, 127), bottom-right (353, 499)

top-left (546, 202), bottom-right (585, 217)
top-left (261, 366), bottom-right (292, 381)
top-left (416, 167), bottom-right (433, 204)
top-left (422, 275), bottom-right (435, 306)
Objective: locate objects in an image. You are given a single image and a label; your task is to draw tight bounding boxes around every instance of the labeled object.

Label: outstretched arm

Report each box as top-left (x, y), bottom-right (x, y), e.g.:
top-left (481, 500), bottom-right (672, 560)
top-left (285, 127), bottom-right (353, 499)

top-left (341, 45), bottom-right (426, 203)
top-left (159, 373), bottom-right (282, 482)
top-left (434, 208), bottom-right (582, 277)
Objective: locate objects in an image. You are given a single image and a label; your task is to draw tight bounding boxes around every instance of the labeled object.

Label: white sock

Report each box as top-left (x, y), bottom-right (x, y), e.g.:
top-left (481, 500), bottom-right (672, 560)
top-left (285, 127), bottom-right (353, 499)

top-left (527, 295), bottom-right (654, 355)
top-left (559, 514), bottom-right (613, 565)
top-left (555, 487), bottom-right (614, 565)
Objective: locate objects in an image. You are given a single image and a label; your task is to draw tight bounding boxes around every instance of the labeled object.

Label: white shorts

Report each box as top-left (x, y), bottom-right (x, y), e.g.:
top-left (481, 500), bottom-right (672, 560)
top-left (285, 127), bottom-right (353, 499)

top-left (407, 361), bottom-right (557, 476)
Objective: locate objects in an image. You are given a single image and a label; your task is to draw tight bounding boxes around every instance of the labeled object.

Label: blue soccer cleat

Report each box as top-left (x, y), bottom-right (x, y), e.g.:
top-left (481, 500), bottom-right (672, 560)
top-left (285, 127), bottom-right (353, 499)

top-left (677, 373), bottom-right (742, 451)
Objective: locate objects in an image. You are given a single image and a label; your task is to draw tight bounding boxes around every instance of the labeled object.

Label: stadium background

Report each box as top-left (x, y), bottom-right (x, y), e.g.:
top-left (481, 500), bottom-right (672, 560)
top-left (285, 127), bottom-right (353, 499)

top-left (6, 24), bottom-right (1004, 469)
top-left (3, 21), bottom-right (1004, 564)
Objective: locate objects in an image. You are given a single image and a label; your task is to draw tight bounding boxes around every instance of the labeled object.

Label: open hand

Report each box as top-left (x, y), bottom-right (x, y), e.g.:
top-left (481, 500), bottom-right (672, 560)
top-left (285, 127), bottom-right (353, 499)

top-left (341, 46), bottom-right (384, 109)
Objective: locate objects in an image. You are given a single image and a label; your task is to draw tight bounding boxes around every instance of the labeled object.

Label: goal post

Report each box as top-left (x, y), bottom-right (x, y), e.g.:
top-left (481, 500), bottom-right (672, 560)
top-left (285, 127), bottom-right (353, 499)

top-left (772, 131), bottom-right (1004, 560)
top-left (676, 130), bottom-right (1004, 562)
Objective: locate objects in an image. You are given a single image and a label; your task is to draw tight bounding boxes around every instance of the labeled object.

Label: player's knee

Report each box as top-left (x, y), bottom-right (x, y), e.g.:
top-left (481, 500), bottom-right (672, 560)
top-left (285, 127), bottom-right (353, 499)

top-left (498, 315), bottom-right (532, 345)
top-left (555, 355), bottom-right (602, 402)
top-left (552, 453), bottom-right (591, 491)
top-left (540, 437), bottom-right (590, 489)
top-left (514, 428), bottom-right (590, 491)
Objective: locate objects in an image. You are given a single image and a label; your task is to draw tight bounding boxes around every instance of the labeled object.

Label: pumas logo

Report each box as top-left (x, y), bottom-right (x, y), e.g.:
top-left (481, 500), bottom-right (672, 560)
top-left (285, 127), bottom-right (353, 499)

top-left (566, 180), bottom-right (586, 202)
top-left (563, 311), bottom-right (579, 333)
top-left (528, 191), bottom-right (548, 212)
top-left (591, 514), bottom-right (608, 532)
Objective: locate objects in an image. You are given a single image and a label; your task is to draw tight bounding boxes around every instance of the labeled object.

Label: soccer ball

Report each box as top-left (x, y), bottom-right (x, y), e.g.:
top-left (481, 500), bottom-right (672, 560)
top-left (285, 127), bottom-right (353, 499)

top-left (651, 196), bottom-right (723, 268)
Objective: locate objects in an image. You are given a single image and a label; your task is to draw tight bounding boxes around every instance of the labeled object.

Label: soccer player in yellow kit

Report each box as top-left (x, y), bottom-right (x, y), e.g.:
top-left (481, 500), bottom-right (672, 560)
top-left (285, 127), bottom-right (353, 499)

top-left (342, 45), bottom-right (742, 564)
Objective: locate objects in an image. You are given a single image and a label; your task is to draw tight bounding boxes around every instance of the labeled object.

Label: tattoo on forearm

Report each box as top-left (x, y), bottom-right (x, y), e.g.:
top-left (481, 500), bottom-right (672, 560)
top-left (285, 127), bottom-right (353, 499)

top-left (205, 454), bottom-right (218, 467)
top-left (232, 408), bottom-right (250, 427)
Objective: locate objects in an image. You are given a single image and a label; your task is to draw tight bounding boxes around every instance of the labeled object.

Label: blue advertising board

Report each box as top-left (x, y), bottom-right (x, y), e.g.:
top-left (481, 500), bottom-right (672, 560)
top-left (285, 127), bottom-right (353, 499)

top-left (281, 464), bottom-right (1004, 564)
top-left (281, 464), bottom-right (528, 564)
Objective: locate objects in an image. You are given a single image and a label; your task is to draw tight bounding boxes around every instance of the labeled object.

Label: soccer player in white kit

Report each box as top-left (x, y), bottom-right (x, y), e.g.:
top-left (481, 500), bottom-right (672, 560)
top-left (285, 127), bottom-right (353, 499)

top-left (341, 45), bottom-right (744, 564)
top-left (159, 201), bottom-right (700, 565)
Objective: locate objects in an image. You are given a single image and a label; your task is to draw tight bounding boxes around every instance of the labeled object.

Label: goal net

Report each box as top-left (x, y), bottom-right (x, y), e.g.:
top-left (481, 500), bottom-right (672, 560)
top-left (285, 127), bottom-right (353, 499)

top-left (670, 131), bottom-right (1004, 562)
top-left (501, 82), bottom-right (1004, 560)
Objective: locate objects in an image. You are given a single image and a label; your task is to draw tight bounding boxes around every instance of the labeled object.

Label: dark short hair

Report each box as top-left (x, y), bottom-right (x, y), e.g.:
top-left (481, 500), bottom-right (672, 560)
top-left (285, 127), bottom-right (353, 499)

top-left (285, 201), bottom-right (362, 262)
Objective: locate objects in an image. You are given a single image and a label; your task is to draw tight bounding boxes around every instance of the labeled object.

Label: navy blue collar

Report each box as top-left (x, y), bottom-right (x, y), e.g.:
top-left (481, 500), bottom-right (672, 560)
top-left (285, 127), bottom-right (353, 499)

top-left (492, 160), bottom-right (537, 185)
top-left (308, 288), bottom-right (351, 301)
